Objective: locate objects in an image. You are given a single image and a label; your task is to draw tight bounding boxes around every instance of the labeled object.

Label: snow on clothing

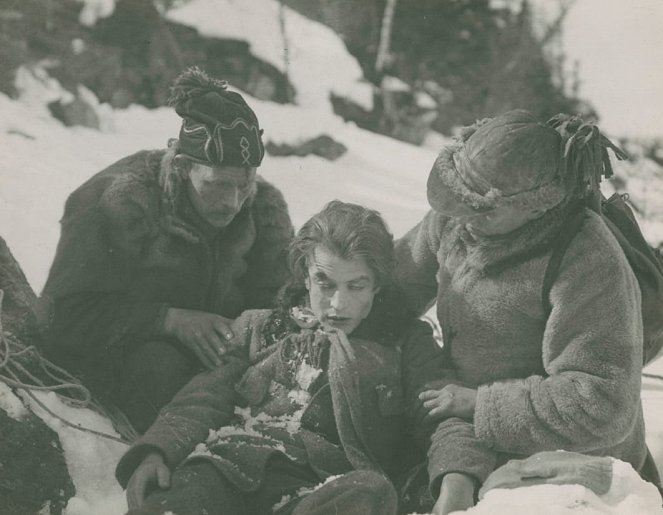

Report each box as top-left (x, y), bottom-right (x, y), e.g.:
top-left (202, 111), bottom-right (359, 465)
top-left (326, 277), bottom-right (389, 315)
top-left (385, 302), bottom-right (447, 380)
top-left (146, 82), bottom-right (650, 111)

top-left (395, 205), bottom-right (647, 490)
top-left (115, 302), bottom-right (447, 512)
top-left (40, 146), bottom-right (294, 431)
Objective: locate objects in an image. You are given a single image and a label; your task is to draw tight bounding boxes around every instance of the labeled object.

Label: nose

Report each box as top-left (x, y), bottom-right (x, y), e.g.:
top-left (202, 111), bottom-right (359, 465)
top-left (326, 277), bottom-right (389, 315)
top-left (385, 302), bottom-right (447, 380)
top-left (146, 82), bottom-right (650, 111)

top-left (218, 184), bottom-right (240, 210)
top-left (329, 289), bottom-right (347, 311)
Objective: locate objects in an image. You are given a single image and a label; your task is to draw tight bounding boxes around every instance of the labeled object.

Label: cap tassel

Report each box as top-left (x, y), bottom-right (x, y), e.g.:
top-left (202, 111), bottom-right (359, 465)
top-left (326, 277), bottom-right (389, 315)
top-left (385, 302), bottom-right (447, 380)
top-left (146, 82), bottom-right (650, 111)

top-left (548, 114), bottom-right (628, 212)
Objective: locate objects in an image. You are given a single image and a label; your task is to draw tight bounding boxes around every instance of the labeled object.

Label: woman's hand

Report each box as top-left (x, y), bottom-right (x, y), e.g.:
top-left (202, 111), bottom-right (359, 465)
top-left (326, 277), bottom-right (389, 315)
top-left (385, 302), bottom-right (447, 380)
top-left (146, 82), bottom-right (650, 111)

top-left (432, 472), bottom-right (476, 515)
top-left (419, 384), bottom-right (477, 423)
top-left (126, 452), bottom-right (171, 510)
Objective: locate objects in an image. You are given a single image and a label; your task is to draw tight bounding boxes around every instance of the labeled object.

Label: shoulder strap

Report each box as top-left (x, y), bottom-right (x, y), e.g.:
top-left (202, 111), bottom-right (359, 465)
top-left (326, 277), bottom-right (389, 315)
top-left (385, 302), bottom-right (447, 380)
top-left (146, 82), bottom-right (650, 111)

top-left (542, 210), bottom-right (587, 316)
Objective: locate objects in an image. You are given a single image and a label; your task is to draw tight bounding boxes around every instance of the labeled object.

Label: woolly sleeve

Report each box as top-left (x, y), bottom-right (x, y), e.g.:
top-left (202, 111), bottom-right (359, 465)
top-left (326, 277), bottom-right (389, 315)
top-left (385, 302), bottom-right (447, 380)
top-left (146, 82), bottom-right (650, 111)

top-left (473, 217), bottom-right (643, 454)
top-left (394, 210), bottom-right (446, 316)
top-left (399, 322), bottom-right (496, 494)
top-left (115, 313), bottom-right (257, 488)
top-left (427, 418), bottom-right (497, 495)
top-left (240, 177), bottom-right (294, 308)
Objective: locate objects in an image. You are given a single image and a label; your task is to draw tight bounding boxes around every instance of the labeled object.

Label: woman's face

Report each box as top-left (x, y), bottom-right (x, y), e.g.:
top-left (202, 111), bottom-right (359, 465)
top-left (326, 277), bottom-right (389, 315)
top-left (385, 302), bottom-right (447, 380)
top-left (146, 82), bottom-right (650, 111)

top-left (455, 204), bottom-right (544, 236)
top-left (305, 246), bottom-right (379, 335)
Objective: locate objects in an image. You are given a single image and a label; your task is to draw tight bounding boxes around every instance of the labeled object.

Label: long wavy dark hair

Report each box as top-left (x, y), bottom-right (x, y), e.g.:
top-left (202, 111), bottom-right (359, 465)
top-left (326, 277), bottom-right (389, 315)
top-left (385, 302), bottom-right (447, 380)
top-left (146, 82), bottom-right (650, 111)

top-left (262, 200), bottom-right (413, 347)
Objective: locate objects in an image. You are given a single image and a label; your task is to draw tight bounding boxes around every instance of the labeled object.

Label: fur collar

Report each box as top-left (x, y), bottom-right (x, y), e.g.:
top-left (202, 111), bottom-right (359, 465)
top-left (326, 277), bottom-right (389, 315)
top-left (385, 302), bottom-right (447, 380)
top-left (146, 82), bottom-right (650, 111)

top-left (430, 143), bottom-right (567, 213)
top-left (442, 198), bottom-right (582, 274)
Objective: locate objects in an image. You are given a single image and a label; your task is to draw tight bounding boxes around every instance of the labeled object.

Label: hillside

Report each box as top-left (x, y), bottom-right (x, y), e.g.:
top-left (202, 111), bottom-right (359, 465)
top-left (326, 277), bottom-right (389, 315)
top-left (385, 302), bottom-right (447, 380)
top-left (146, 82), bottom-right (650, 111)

top-left (1, 0), bottom-right (663, 513)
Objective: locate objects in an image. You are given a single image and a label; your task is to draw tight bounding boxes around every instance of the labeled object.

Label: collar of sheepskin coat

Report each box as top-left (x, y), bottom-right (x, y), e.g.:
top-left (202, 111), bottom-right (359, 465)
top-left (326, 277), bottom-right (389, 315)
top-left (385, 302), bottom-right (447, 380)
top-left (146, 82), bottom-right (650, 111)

top-left (442, 196), bottom-right (582, 275)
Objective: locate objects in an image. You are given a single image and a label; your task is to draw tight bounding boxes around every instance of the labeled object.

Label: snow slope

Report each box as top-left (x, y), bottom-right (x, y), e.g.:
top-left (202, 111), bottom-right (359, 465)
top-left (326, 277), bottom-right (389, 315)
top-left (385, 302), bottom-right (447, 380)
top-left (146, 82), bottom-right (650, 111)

top-left (1, 0), bottom-right (663, 513)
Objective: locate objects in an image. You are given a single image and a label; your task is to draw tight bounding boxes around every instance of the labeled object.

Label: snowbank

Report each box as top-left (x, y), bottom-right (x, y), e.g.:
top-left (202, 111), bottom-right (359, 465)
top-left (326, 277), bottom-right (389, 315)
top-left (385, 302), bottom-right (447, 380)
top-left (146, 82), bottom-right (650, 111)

top-left (452, 460), bottom-right (662, 515)
top-left (1, 1), bottom-right (662, 513)
top-left (166, 0), bottom-right (368, 110)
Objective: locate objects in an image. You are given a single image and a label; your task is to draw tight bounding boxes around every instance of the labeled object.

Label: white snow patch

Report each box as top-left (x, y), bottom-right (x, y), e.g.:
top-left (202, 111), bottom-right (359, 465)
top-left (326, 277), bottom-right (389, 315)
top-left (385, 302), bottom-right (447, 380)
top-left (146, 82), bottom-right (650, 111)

top-left (459, 459), bottom-right (663, 515)
top-left (77, 0), bottom-right (116, 27)
top-left (0, 382), bottom-right (29, 420)
top-left (415, 91), bottom-right (438, 110)
top-left (15, 65), bottom-right (73, 118)
top-left (295, 361), bottom-right (321, 391)
top-left (165, 0), bottom-right (364, 110)
top-left (382, 75), bottom-right (411, 93)
top-left (18, 390), bottom-right (128, 515)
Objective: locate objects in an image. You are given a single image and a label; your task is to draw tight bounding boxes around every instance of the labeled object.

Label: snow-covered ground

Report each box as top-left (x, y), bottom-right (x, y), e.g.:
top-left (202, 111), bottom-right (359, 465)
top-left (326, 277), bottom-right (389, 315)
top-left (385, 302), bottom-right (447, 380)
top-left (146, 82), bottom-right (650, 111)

top-left (1, 0), bottom-right (663, 513)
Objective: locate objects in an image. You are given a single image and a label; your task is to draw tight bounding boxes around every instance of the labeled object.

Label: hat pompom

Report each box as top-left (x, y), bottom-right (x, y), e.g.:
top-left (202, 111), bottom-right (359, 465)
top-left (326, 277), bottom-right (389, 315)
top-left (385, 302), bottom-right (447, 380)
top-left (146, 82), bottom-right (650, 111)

top-left (458, 117), bottom-right (491, 142)
top-left (167, 66), bottom-right (229, 107)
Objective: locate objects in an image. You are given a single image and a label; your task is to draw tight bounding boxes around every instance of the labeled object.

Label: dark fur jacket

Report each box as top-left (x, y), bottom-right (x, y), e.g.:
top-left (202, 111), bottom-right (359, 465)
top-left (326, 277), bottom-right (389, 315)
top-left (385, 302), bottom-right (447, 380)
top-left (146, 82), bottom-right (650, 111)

top-left (40, 145), bottom-right (294, 371)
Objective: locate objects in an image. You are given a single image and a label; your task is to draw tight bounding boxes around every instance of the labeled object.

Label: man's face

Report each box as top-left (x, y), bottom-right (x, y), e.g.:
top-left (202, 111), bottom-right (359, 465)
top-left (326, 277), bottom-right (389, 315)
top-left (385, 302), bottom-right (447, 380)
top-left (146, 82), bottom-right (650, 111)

top-left (185, 163), bottom-right (256, 228)
top-left (305, 246), bottom-right (379, 336)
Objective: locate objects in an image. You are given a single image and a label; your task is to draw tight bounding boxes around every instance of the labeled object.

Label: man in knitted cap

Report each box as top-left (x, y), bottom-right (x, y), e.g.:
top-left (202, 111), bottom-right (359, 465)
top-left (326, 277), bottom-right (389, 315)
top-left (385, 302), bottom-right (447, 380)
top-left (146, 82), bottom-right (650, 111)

top-left (40, 67), bottom-right (294, 433)
top-left (395, 110), bottom-right (652, 514)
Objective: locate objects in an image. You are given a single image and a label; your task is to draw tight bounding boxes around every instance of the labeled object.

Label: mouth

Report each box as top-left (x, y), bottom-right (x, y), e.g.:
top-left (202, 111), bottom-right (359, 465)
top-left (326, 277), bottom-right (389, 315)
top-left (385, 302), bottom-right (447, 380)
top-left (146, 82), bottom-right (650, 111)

top-left (207, 210), bottom-right (237, 224)
top-left (323, 315), bottom-right (352, 326)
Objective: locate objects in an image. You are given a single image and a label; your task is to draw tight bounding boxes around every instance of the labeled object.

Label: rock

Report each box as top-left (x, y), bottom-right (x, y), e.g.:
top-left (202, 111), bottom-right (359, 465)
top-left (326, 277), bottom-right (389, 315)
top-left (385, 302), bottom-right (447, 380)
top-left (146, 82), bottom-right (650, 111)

top-left (330, 92), bottom-right (379, 132)
top-left (0, 406), bottom-right (75, 515)
top-left (48, 95), bottom-right (100, 129)
top-left (376, 76), bottom-right (438, 146)
top-left (0, 236), bottom-right (74, 514)
top-left (266, 135), bottom-right (347, 161)
top-left (0, 237), bottom-right (44, 345)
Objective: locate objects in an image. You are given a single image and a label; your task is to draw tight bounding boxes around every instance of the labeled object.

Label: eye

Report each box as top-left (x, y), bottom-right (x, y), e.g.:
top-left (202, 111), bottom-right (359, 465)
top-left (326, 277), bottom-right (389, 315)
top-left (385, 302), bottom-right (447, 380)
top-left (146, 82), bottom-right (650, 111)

top-left (349, 283), bottom-right (367, 291)
top-left (315, 278), bottom-right (333, 290)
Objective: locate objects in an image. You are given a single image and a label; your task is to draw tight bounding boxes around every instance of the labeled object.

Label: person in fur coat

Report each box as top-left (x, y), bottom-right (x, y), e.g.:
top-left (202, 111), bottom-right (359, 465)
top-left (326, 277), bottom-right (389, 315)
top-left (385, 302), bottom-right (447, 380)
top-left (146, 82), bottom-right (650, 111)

top-left (395, 110), bottom-right (655, 514)
top-left (114, 200), bottom-right (448, 515)
top-left (40, 68), bottom-right (294, 432)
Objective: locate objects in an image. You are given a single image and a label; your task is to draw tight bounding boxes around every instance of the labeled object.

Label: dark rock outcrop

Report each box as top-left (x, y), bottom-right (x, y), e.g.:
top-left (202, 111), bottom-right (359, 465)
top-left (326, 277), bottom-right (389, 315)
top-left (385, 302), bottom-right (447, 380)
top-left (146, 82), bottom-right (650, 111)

top-left (0, 407), bottom-right (75, 515)
top-left (265, 134), bottom-right (347, 160)
top-left (0, 236), bottom-right (75, 514)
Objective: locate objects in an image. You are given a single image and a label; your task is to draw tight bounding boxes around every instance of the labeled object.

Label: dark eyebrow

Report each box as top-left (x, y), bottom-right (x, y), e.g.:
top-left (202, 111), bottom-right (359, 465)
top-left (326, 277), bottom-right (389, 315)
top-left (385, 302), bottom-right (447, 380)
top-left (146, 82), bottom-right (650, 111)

top-left (313, 271), bottom-right (331, 281)
top-left (348, 276), bottom-right (371, 284)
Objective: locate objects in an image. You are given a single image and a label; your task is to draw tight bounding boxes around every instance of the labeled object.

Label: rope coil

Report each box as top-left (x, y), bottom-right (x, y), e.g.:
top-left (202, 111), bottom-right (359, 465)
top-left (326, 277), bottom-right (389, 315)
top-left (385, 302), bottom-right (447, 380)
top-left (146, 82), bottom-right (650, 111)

top-left (0, 289), bottom-right (136, 444)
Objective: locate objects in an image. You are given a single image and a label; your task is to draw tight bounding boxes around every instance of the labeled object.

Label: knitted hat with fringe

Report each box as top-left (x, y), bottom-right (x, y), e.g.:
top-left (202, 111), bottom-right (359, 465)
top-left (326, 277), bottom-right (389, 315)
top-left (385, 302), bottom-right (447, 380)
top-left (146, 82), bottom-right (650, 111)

top-left (427, 109), bottom-right (627, 216)
top-left (168, 67), bottom-right (265, 168)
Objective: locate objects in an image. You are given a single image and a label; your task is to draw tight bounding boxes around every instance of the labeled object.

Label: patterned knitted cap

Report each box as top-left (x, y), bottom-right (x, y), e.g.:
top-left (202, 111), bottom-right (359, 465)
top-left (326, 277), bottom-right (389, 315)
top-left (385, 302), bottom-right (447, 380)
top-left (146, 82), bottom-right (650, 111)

top-left (168, 67), bottom-right (265, 167)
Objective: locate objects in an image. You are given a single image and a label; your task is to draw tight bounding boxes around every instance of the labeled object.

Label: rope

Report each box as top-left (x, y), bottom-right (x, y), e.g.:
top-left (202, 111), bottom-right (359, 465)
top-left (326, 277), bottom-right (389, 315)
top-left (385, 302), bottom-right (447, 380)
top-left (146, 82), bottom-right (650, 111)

top-left (0, 289), bottom-right (136, 444)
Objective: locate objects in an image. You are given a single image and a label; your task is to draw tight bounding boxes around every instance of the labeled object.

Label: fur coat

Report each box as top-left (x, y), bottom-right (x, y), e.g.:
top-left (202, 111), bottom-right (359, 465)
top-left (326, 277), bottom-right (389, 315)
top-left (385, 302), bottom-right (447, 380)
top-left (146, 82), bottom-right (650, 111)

top-left (40, 147), bottom-right (293, 376)
top-left (395, 206), bottom-right (646, 490)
